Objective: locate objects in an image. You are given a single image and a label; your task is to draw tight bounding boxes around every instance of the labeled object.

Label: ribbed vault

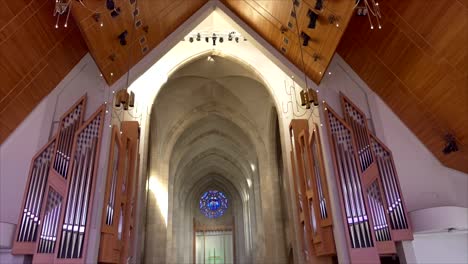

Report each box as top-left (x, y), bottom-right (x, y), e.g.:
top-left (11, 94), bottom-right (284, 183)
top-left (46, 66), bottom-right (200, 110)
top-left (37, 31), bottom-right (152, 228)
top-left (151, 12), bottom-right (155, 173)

top-left (146, 54), bottom-right (287, 263)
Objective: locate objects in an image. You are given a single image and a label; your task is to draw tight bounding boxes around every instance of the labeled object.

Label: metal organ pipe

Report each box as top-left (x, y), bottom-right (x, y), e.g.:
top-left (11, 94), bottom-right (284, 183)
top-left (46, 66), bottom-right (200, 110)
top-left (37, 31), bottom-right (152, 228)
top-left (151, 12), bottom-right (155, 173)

top-left (54, 101), bottom-right (84, 178)
top-left (13, 96), bottom-right (91, 260)
top-left (16, 141), bottom-right (55, 244)
top-left (58, 107), bottom-right (103, 259)
top-left (325, 104), bottom-right (381, 264)
top-left (58, 109), bottom-right (103, 260)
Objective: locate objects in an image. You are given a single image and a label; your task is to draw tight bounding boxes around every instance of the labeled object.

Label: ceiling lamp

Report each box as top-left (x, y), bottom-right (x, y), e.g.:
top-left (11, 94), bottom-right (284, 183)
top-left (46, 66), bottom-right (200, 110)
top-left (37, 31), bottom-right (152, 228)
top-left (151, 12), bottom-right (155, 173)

top-left (185, 31), bottom-right (246, 46)
top-left (114, 90), bottom-right (135, 110)
top-left (54, 0), bottom-right (72, 28)
top-left (291, 0), bottom-right (319, 109)
top-left (443, 134), bottom-right (459, 154)
top-left (356, 0), bottom-right (382, 29)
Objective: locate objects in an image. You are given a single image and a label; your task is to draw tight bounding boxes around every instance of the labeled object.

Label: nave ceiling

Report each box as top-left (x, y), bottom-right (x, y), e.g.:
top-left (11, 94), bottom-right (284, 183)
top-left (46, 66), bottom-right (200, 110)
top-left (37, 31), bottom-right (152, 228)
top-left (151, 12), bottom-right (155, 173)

top-left (146, 55), bottom-right (286, 263)
top-left (0, 0), bottom-right (466, 173)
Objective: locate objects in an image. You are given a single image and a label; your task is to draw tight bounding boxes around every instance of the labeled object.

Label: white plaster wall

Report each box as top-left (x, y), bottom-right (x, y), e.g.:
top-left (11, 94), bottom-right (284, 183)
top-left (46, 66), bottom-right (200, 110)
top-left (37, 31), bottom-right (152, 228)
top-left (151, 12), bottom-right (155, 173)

top-left (412, 232), bottom-right (468, 264)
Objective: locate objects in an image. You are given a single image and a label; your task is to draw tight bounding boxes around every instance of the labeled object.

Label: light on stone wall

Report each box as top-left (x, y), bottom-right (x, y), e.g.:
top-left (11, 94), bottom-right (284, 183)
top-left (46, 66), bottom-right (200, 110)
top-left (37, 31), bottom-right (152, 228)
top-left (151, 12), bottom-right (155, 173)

top-left (148, 177), bottom-right (168, 226)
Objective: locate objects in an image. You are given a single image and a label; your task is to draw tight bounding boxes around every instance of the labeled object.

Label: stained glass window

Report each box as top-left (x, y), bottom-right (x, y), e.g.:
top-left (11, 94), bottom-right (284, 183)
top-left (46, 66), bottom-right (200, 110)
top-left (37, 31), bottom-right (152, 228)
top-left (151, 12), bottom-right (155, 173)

top-left (199, 190), bottom-right (228, 219)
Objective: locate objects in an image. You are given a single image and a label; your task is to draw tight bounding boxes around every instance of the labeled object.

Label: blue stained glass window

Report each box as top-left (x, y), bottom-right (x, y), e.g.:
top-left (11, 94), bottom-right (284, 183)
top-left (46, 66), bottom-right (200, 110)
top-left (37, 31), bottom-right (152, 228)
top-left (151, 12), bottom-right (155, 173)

top-left (199, 190), bottom-right (228, 219)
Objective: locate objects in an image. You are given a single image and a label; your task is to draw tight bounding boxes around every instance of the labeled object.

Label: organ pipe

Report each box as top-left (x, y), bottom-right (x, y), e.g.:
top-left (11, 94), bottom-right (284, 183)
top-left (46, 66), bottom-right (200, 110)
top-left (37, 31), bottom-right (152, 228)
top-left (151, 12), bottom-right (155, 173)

top-left (326, 93), bottom-right (413, 262)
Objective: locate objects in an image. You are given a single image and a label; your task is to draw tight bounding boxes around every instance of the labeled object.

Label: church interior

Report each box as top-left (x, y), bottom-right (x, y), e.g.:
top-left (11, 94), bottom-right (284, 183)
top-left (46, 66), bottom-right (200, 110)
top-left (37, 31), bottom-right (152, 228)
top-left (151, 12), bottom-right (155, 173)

top-left (0, 0), bottom-right (467, 263)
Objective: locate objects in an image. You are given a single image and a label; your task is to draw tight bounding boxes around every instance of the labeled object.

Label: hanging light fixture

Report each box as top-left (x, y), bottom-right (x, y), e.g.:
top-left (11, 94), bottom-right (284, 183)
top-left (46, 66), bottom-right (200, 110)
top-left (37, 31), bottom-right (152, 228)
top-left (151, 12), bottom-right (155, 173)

top-left (291, 0), bottom-right (319, 109)
top-left (185, 31), bottom-right (246, 46)
top-left (355, 0), bottom-right (382, 29)
top-left (54, 0), bottom-right (72, 28)
top-left (54, 0), bottom-right (109, 28)
top-left (113, 0), bottom-right (138, 112)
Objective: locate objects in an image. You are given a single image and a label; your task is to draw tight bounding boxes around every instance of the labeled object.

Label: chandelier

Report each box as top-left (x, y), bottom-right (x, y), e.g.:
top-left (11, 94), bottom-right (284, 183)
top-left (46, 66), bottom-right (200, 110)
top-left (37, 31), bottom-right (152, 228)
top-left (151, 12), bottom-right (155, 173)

top-left (54, 0), bottom-right (72, 28)
top-left (355, 0), bottom-right (382, 29)
top-left (54, 0), bottom-right (105, 29)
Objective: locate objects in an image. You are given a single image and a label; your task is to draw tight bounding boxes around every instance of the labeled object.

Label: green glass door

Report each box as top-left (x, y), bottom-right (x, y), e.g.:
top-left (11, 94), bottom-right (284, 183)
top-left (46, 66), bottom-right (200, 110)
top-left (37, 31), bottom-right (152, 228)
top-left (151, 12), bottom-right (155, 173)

top-left (195, 230), bottom-right (233, 264)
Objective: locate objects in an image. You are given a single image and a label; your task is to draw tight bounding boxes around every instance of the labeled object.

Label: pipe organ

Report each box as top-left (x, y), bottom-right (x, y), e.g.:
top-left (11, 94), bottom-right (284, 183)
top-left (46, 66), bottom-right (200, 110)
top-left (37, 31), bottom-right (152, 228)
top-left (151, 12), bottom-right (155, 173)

top-left (370, 134), bottom-right (411, 240)
top-left (57, 108), bottom-right (104, 261)
top-left (324, 94), bottom-right (412, 263)
top-left (12, 95), bottom-right (106, 264)
top-left (98, 121), bottom-right (140, 264)
top-left (289, 120), bottom-right (335, 261)
top-left (14, 139), bottom-right (56, 252)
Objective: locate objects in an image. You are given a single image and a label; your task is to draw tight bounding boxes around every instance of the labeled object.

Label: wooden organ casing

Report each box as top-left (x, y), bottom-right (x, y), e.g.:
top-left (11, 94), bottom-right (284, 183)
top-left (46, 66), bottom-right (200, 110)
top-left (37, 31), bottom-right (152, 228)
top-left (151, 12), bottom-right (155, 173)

top-left (340, 95), bottom-right (396, 255)
top-left (98, 121), bottom-right (140, 264)
top-left (12, 95), bottom-right (106, 264)
top-left (12, 138), bottom-right (57, 255)
top-left (324, 94), bottom-right (413, 263)
top-left (12, 95), bottom-right (86, 258)
top-left (370, 133), bottom-right (412, 242)
top-left (341, 94), bottom-right (412, 241)
top-left (289, 120), bottom-right (335, 261)
top-left (54, 105), bottom-right (105, 263)
top-left (324, 105), bottom-right (380, 263)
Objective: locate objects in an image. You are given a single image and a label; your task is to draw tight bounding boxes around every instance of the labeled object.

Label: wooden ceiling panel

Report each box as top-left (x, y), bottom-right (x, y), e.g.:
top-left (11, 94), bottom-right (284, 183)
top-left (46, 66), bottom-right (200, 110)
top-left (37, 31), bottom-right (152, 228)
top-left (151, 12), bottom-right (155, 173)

top-left (0, 2), bottom-right (14, 29)
top-left (254, 0), bottom-right (293, 25)
top-left (2, 0), bottom-right (29, 16)
top-left (391, 1), bottom-right (466, 70)
top-left (70, 0), bottom-right (207, 85)
top-left (337, 0), bottom-right (468, 173)
top-left (0, 0), bottom-right (87, 144)
top-left (223, 0), bottom-right (355, 84)
top-left (2, 0), bottom-right (464, 177)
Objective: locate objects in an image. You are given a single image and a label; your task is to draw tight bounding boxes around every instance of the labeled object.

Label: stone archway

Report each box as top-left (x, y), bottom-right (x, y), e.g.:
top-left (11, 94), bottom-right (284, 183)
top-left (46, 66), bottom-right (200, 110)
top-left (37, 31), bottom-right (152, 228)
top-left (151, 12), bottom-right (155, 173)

top-left (146, 54), bottom-right (287, 264)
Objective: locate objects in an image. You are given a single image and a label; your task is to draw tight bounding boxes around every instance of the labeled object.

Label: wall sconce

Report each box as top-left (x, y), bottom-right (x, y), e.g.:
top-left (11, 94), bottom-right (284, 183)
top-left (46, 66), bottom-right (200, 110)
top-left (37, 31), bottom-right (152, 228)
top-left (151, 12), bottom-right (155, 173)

top-left (114, 90), bottom-right (135, 110)
top-left (301, 32), bottom-right (311, 46)
top-left (328, 15), bottom-right (339, 27)
top-left (307, 10), bottom-right (319, 29)
top-left (315, 0), bottom-right (323, 10)
top-left (313, 53), bottom-right (320, 62)
top-left (300, 88), bottom-right (319, 109)
top-left (118, 30), bottom-right (128, 46)
top-left (212, 33), bottom-right (217, 46)
top-left (443, 134), bottom-right (459, 154)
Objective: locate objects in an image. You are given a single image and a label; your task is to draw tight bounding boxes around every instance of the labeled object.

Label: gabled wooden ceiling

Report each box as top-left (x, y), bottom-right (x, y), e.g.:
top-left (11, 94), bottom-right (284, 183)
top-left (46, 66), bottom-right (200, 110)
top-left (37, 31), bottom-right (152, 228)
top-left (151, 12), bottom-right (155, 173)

top-left (0, 0), bottom-right (87, 143)
top-left (0, 0), bottom-right (354, 143)
top-left (70, 0), bottom-right (208, 84)
top-left (222, 0), bottom-right (355, 84)
top-left (68, 0), bottom-right (354, 85)
top-left (337, 0), bottom-right (468, 173)
top-left (0, 0), bottom-right (466, 174)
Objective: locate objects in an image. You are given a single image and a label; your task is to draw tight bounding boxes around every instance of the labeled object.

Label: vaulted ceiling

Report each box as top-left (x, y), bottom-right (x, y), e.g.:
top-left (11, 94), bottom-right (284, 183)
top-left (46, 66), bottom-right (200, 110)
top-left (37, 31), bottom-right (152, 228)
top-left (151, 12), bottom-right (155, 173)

top-left (0, 0), bottom-right (466, 173)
